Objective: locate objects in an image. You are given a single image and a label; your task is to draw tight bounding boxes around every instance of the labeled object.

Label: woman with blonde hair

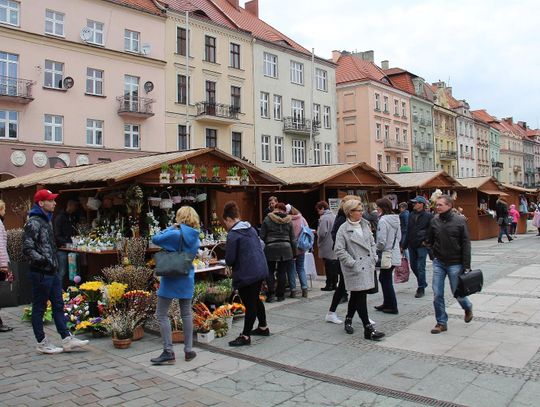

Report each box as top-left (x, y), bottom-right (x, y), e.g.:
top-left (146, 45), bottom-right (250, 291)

top-left (0, 199), bottom-right (13, 332)
top-left (334, 199), bottom-right (384, 340)
top-left (150, 206), bottom-right (200, 365)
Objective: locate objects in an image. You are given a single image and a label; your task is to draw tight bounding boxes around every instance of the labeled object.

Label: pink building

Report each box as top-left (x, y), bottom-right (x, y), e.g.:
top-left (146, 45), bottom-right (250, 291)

top-left (334, 51), bottom-right (411, 172)
top-left (0, 0), bottom-right (166, 179)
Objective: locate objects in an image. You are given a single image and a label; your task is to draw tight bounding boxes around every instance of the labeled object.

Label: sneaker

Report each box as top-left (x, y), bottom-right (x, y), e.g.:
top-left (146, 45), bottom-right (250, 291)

top-left (151, 350), bottom-right (176, 365)
top-left (250, 327), bottom-right (270, 336)
top-left (36, 337), bottom-right (63, 354)
top-left (325, 312), bottom-right (343, 324)
top-left (430, 324), bottom-right (447, 334)
top-left (415, 288), bottom-right (425, 298)
top-left (62, 335), bottom-right (89, 352)
top-left (229, 335), bottom-right (251, 347)
top-left (184, 351), bottom-right (197, 362)
top-left (464, 308), bottom-right (473, 323)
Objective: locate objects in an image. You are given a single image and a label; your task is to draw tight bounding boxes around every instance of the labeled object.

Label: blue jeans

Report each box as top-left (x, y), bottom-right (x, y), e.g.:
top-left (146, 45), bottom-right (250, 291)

top-left (498, 224), bottom-right (511, 241)
top-left (409, 246), bottom-right (428, 289)
top-left (288, 254), bottom-right (308, 291)
top-left (29, 271), bottom-right (70, 343)
top-left (432, 259), bottom-right (472, 326)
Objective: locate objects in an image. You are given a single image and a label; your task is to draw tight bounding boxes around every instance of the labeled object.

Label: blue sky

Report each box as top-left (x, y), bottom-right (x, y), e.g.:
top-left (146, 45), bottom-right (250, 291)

top-left (251, 0), bottom-right (540, 128)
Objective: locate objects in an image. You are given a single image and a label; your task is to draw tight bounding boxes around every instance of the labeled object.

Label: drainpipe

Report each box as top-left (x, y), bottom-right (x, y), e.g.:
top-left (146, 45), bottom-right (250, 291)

top-left (309, 48), bottom-right (314, 165)
top-left (185, 11), bottom-right (191, 149)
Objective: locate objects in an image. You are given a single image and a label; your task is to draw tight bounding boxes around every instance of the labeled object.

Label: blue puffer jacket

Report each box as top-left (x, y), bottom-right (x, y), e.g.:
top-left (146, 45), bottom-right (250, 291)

top-left (152, 224), bottom-right (200, 299)
top-left (225, 221), bottom-right (268, 289)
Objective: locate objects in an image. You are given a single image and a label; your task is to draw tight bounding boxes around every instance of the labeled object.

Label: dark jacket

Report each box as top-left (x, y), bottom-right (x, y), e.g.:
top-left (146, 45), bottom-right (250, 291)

top-left (331, 209), bottom-right (346, 246)
top-left (53, 210), bottom-right (78, 247)
top-left (399, 209), bottom-right (409, 249)
top-left (225, 221), bottom-right (269, 289)
top-left (23, 205), bottom-right (58, 274)
top-left (363, 210), bottom-right (379, 238)
top-left (427, 210), bottom-right (471, 269)
top-left (495, 200), bottom-right (509, 220)
top-left (405, 209), bottom-right (433, 249)
top-left (260, 212), bottom-right (296, 261)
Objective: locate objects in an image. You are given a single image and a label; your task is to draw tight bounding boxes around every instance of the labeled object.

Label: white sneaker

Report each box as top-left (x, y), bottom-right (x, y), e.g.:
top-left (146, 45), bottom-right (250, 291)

top-left (369, 318), bottom-right (376, 325)
top-left (325, 312), bottom-right (343, 324)
top-left (62, 335), bottom-right (89, 352)
top-left (36, 337), bottom-right (63, 354)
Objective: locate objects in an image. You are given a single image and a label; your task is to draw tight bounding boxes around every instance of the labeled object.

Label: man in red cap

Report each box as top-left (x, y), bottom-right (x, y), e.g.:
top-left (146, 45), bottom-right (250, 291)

top-left (23, 189), bottom-right (89, 354)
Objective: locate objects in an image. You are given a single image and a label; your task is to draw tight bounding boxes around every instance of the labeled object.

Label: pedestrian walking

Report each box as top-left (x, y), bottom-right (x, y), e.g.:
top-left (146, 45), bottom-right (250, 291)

top-left (398, 202), bottom-right (409, 262)
top-left (53, 199), bottom-right (79, 282)
top-left (533, 205), bottom-right (540, 236)
top-left (404, 196), bottom-right (432, 298)
top-left (374, 198), bottom-right (401, 314)
top-left (495, 198), bottom-right (513, 243)
top-left (426, 195), bottom-right (473, 334)
top-left (334, 199), bottom-right (384, 340)
top-left (508, 204), bottom-right (520, 238)
top-left (0, 199), bottom-right (14, 332)
top-left (222, 201), bottom-right (270, 346)
top-left (22, 190), bottom-right (89, 354)
top-left (260, 202), bottom-right (296, 303)
top-left (150, 206), bottom-right (200, 364)
top-left (288, 206), bottom-right (309, 298)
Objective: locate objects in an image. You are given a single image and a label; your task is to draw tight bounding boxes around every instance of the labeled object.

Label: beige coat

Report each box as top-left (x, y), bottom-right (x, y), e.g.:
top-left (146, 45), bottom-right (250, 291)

top-left (334, 219), bottom-right (377, 292)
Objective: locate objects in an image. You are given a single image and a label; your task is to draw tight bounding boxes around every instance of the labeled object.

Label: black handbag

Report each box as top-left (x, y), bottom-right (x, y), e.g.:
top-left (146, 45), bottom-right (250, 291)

top-left (154, 230), bottom-right (195, 277)
top-left (453, 269), bottom-right (483, 298)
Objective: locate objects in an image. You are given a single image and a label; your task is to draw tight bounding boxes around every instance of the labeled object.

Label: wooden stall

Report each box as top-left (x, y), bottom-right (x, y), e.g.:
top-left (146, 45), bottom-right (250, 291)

top-left (501, 184), bottom-right (539, 234)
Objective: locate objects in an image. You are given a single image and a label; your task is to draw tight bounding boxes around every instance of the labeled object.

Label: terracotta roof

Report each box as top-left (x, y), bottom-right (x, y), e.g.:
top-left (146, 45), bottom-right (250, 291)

top-left (386, 72), bottom-right (416, 95)
top-left (527, 129), bottom-right (540, 137)
top-left (385, 171), bottom-right (463, 189)
top-left (106, 0), bottom-right (165, 15)
top-left (336, 54), bottom-right (389, 85)
top-left (471, 109), bottom-right (496, 124)
top-left (384, 67), bottom-right (406, 75)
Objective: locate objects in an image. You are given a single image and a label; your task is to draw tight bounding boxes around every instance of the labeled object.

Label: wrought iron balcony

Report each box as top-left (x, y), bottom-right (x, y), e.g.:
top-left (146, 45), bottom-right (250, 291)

top-left (513, 165), bottom-right (522, 173)
top-left (282, 117), bottom-right (320, 136)
top-left (384, 138), bottom-right (409, 151)
top-left (525, 168), bottom-right (536, 175)
top-left (117, 96), bottom-right (155, 118)
top-left (195, 102), bottom-right (239, 123)
top-left (491, 161), bottom-right (504, 170)
top-left (414, 141), bottom-right (434, 152)
top-left (439, 150), bottom-right (457, 160)
top-left (0, 76), bottom-right (34, 104)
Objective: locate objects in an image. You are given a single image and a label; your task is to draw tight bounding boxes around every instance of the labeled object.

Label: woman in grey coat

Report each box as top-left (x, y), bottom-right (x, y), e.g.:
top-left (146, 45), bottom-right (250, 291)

top-left (334, 200), bottom-right (385, 340)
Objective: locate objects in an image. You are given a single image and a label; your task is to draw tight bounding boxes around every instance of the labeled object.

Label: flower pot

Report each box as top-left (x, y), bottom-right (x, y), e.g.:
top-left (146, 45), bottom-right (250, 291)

top-left (88, 301), bottom-right (100, 318)
top-left (240, 178), bottom-right (249, 186)
top-left (132, 325), bottom-right (144, 341)
top-left (199, 177), bottom-right (209, 183)
top-left (196, 330), bottom-right (215, 343)
top-left (112, 337), bottom-right (132, 349)
top-left (173, 173), bottom-right (183, 184)
top-left (172, 330), bottom-right (184, 343)
top-left (226, 176), bottom-right (240, 185)
top-left (211, 176), bottom-right (221, 183)
top-left (184, 173), bottom-right (196, 184)
top-left (159, 173), bottom-right (170, 184)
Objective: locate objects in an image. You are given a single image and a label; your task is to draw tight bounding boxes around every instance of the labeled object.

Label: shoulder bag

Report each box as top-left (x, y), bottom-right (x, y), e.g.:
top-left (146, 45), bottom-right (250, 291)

top-left (154, 229), bottom-right (195, 277)
top-left (380, 228), bottom-right (398, 269)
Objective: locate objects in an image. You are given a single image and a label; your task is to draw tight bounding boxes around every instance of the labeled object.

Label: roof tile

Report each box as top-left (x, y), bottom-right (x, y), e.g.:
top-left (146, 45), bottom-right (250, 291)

top-left (336, 54), bottom-right (388, 85)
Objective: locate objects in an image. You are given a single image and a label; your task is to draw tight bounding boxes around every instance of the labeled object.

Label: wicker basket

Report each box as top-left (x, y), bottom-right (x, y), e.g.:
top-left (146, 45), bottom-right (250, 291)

top-left (204, 290), bottom-right (231, 305)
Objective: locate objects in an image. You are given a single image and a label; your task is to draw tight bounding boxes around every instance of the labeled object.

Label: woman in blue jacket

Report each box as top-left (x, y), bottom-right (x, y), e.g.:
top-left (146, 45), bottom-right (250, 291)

top-left (150, 206), bottom-right (200, 365)
top-left (223, 201), bottom-right (269, 347)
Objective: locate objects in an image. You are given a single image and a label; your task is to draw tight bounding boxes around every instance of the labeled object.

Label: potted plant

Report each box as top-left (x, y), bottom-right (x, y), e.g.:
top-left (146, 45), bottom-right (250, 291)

top-left (211, 165), bottom-right (221, 183)
top-left (172, 164), bottom-right (183, 183)
top-left (159, 163), bottom-right (170, 184)
top-left (109, 308), bottom-right (137, 349)
top-left (240, 168), bottom-right (249, 185)
top-left (171, 315), bottom-right (184, 343)
top-left (199, 165), bottom-right (208, 183)
top-left (122, 290), bottom-right (152, 341)
top-left (226, 166), bottom-right (240, 185)
top-left (79, 281), bottom-right (104, 317)
top-left (184, 163), bottom-right (196, 183)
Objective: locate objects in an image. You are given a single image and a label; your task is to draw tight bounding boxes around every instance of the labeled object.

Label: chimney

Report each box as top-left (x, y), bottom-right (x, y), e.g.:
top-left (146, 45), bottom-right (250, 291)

top-left (446, 87), bottom-right (452, 96)
top-left (381, 60), bottom-right (389, 70)
top-left (331, 50), bottom-right (342, 63)
top-left (226, 0), bottom-right (240, 9)
top-left (518, 121), bottom-right (527, 129)
top-left (433, 81), bottom-right (446, 89)
top-left (245, 0), bottom-right (258, 17)
top-left (503, 117), bottom-right (513, 125)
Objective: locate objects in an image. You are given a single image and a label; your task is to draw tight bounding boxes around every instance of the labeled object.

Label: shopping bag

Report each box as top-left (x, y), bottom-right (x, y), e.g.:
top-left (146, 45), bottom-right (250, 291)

top-left (394, 257), bottom-right (410, 284)
top-left (304, 252), bottom-right (317, 278)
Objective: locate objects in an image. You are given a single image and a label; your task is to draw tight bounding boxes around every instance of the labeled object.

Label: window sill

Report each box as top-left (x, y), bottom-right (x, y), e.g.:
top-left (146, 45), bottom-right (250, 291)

top-left (0, 22), bottom-right (19, 28)
top-left (203, 60), bottom-right (220, 66)
top-left (86, 144), bottom-right (104, 148)
top-left (43, 86), bottom-right (67, 92)
top-left (263, 74), bottom-right (278, 79)
top-left (44, 140), bottom-right (64, 145)
top-left (228, 66), bottom-right (244, 72)
top-left (45, 33), bottom-right (65, 39)
top-left (0, 137), bottom-right (18, 141)
top-left (124, 147), bottom-right (141, 150)
top-left (85, 93), bottom-right (106, 98)
top-left (291, 82), bottom-right (305, 87)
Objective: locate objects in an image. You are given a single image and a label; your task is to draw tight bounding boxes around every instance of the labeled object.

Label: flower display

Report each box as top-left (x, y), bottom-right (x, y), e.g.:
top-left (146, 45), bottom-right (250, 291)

top-left (79, 281), bottom-right (104, 302)
top-left (121, 290), bottom-right (152, 328)
top-left (63, 295), bottom-right (90, 330)
top-left (22, 301), bottom-right (52, 322)
top-left (104, 282), bottom-right (128, 306)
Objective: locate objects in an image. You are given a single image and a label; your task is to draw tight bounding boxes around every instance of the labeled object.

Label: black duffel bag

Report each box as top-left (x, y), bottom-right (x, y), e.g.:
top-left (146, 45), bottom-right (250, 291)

top-left (454, 269), bottom-right (483, 298)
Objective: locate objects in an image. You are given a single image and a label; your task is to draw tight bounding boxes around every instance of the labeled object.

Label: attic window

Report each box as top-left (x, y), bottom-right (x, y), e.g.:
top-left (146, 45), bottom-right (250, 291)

top-left (274, 39), bottom-right (292, 48)
top-left (193, 10), bottom-right (209, 18)
top-left (381, 78), bottom-right (390, 85)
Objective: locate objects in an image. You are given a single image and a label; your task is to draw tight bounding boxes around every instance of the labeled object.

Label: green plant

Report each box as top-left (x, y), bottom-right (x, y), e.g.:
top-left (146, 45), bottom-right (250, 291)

top-left (160, 163), bottom-right (170, 174)
top-left (227, 166), bottom-right (239, 177)
top-left (101, 265), bottom-right (155, 291)
top-left (200, 165), bottom-right (208, 176)
top-left (185, 163), bottom-right (195, 174)
top-left (240, 168), bottom-right (249, 179)
top-left (212, 165), bottom-right (220, 177)
top-left (109, 308), bottom-right (137, 339)
top-left (172, 164), bottom-right (183, 174)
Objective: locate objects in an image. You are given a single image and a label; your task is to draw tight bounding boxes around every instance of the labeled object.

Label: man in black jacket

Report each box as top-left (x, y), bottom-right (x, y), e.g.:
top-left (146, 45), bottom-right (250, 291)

top-left (404, 196), bottom-right (432, 298)
top-left (23, 190), bottom-right (88, 354)
top-left (426, 195), bottom-right (473, 334)
top-left (54, 199), bottom-right (79, 281)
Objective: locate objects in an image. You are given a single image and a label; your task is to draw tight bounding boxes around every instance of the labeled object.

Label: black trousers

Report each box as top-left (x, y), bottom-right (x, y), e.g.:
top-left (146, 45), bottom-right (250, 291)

top-left (266, 260), bottom-right (291, 298)
top-left (379, 266), bottom-right (397, 310)
top-left (329, 262), bottom-right (347, 312)
top-left (323, 258), bottom-right (339, 288)
top-left (346, 291), bottom-right (370, 326)
top-left (238, 280), bottom-right (267, 337)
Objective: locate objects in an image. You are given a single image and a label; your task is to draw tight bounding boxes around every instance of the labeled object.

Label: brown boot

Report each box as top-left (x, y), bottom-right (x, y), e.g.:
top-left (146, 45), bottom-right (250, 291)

top-left (302, 289), bottom-right (308, 298)
top-left (430, 324), bottom-right (447, 334)
top-left (464, 308), bottom-right (473, 323)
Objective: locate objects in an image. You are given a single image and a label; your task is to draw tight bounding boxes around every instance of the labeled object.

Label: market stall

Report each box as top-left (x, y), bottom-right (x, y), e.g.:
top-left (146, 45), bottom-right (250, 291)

top-left (501, 184), bottom-right (539, 234)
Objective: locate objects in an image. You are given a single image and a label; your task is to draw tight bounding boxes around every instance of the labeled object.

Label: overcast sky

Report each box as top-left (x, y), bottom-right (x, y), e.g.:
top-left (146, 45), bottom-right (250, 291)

top-left (251, 0), bottom-right (540, 128)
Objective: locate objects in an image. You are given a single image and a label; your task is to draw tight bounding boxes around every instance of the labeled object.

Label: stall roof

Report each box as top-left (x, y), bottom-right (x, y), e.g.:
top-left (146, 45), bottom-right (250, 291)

top-left (459, 177), bottom-right (508, 196)
top-left (270, 163), bottom-right (398, 186)
top-left (385, 171), bottom-right (463, 189)
top-left (502, 183), bottom-right (538, 194)
top-left (0, 148), bottom-right (284, 190)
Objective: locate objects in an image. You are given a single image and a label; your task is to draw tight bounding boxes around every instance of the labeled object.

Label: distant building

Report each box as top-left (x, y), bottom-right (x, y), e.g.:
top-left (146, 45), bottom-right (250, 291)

top-left (499, 118), bottom-right (525, 186)
top-left (471, 109), bottom-right (502, 180)
top-left (430, 83), bottom-right (458, 177)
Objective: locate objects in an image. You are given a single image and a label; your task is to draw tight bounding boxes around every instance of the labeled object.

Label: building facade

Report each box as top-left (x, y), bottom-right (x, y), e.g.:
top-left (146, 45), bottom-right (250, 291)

top-left (499, 118), bottom-right (524, 186)
top-left (432, 96), bottom-right (458, 177)
top-left (473, 116), bottom-right (491, 177)
top-left (527, 129), bottom-right (540, 187)
top-left (0, 0), bottom-right (167, 179)
top-left (472, 109), bottom-right (503, 180)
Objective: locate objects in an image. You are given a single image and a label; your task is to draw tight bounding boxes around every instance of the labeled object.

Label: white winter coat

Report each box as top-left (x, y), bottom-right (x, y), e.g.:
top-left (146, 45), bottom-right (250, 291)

top-left (376, 214), bottom-right (402, 267)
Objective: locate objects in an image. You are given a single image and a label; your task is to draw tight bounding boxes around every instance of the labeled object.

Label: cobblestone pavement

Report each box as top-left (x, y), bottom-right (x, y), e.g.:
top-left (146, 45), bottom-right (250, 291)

top-left (2, 233), bottom-right (540, 406)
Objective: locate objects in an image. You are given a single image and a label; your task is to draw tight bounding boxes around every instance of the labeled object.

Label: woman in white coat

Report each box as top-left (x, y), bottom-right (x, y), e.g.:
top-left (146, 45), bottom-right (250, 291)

top-left (334, 199), bottom-right (385, 340)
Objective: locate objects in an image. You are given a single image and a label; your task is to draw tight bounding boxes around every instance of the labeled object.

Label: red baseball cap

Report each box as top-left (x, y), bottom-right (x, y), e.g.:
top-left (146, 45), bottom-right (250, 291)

top-left (34, 189), bottom-right (59, 203)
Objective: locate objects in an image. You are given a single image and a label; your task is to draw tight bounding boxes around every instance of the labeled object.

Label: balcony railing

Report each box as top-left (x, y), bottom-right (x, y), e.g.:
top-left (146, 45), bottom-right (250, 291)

top-left (195, 102), bottom-right (239, 121)
top-left (384, 138), bottom-right (409, 151)
top-left (117, 96), bottom-right (155, 118)
top-left (491, 161), bottom-right (504, 170)
top-left (537, 167), bottom-right (540, 173)
top-left (0, 75), bottom-right (34, 103)
top-left (439, 150), bottom-right (457, 160)
top-left (525, 168), bottom-right (536, 175)
top-left (282, 117), bottom-right (320, 136)
top-left (513, 165), bottom-right (522, 173)
top-left (414, 141), bottom-right (434, 152)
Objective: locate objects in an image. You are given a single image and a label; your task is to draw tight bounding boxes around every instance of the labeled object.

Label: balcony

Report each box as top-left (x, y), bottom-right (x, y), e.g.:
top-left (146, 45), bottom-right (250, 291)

top-left (0, 76), bottom-right (34, 104)
top-left (460, 152), bottom-right (472, 159)
top-left (283, 117), bottom-right (320, 136)
top-left (513, 165), bottom-right (522, 173)
top-left (491, 161), bottom-right (504, 170)
top-left (117, 96), bottom-right (155, 118)
top-left (525, 168), bottom-right (536, 175)
top-left (515, 181), bottom-right (523, 187)
top-left (414, 141), bottom-right (434, 152)
top-left (384, 138), bottom-right (409, 152)
top-left (439, 150), bottom-right (457, 160)
top-left (195, 102), bottom-right (239, 124)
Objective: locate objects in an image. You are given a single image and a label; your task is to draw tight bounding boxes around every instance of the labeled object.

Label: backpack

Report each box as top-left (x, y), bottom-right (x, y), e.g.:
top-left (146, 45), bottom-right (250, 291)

top-left (297, 222), bottom-right (314, 252)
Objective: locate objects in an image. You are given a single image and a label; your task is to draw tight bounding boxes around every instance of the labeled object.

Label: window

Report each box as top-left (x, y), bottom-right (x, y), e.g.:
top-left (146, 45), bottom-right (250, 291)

top-left (323, 106), bottom-right (331, 129)
top-left (229, 43), bottom-right (240, 69)
top-left (377, 154), bottom-right (382, 171)
top-left (87, 20), bottom-right (104, 45)
top-left (124, 29), bottom-right (140, 53)
top-left (397, 156), bottom-right (401, 170)
top-left (260, 92), bottom-right (269, 118)
top-left (290, 61), bottom-right (304, 85)
top-left (86, 68), bottom-right (103, 95)
top-left (292, 139), bottom-right (306, 165)
top-left (313, 104), bottom-right (320, 124)
top-left (384, 125), bottom-right (389, 139)
top-left (261, 135), bottom-right (271, 162)
top-left (86, 119), bottom-right (103, 146)
top-left (205, 80), bottom-right (215, 103)
top-left (385, 155), bottom-right (391, 172)
top-left (324, 143), bottom-right (331, 164)
top-left (231, 131), bottom-right (242, 157)
top-left (374, 93), bottom-right (380, 110)
top-left (383, 96), bottom-right (388, 112)
top-left (395, 127), bottom-right (400, 141)
top-left (123, 75), bottom-right (139, 111)
top-left (291, 99), bottom-right (304, 123)
top-left (394, 99), bottom-right (399, 115)
top-left (0, 0), bottom-right (18, 26)
top-left (0, 110), bottom-right (17, 139)
top-left (263, 52), bottom-right (278, 78)
top-left (44, 114), bottom-right (63, 143)
top-left (124, 124), bottom-right (140, 149)
top-left (205, 128), bottom-right (217, 147)
top-left (314, 142), bottom-right (321, 165)
top-left (204, 35), bottom-right (216, 62)
top-left (176, 27), bottom-right (188, 56)
top-left (376, 123), bottom-right (381, 140)
top-left (273, 95), bottom-right (282, 120)
top-left (401, 101), bottom-right (406, 117)
top-left (404, 157), bottom-right (408, 165)
top-left (274, 136), bottom-right (283, 163)
top-left (315, 68), bottom-right (327, 91)
top-left (403, 129), bottom-right (408, 143)
top-left (44, 60), bottom-right (63, 89)
top-left (177, 74), bottom-right (189, 104)
top-left (45, 10), bottom-right (64, 36)
top-left (230, 86), bottom-right (241, 112)
top-left (178, 125), bottom-right (189, 150)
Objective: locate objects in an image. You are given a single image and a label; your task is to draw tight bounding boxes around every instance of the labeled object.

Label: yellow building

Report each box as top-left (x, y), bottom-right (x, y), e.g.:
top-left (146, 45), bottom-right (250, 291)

top-left (431, 85), bottom-right (458, 177)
